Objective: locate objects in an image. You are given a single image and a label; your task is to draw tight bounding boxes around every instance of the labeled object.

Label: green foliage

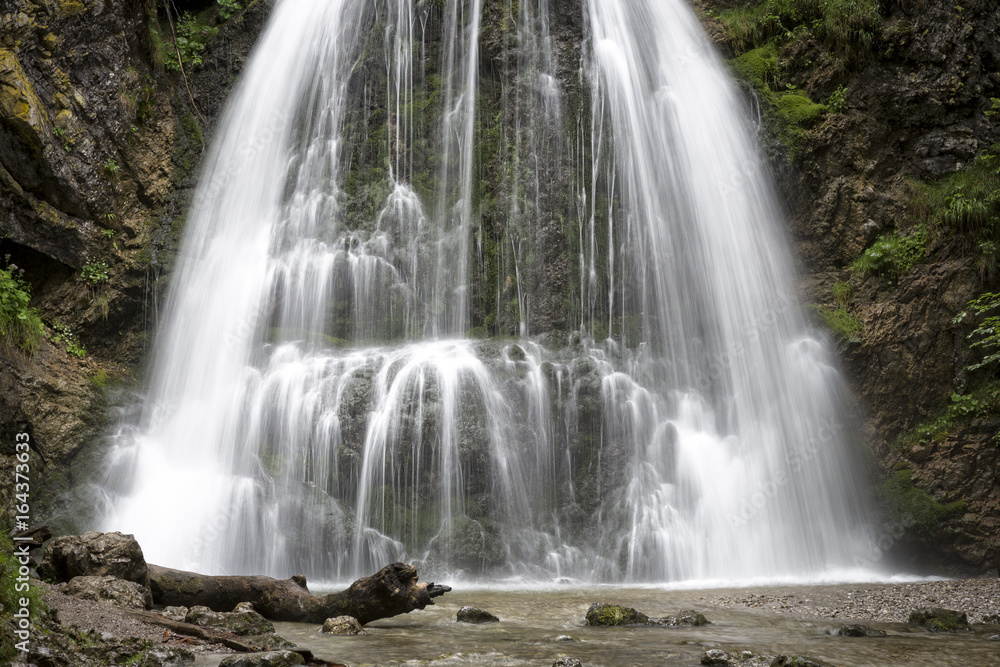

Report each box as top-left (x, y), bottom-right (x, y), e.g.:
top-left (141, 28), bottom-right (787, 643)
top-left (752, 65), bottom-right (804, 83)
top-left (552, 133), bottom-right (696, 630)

top-left (0, 262), bottom-right (45, 355)
top-left (1, 532), bottom-right (47, 663)
top-left (164, 12), bottom-right (218, 72)
top-left (877, 468), bottom-right (966, 539)
top-left (730, 43), bottom-right (780, 89)
top-left (50, 321), bottom-right (86, 358)
top-left (813, 303), bottom-right (862, 340)
top-left (81, 259), bottom-right (109, 285)
top-left (717, 0), bottom-right (883, 61)
top-left (218, 0), bottom-right (245, 21)
top-left (826, 84), bottom-right (848, 113)
top-left (851, 226), bottom-right (927, 280)
top-left (775, 91), bottom-right (826, 125)
top-left (103, 158), bottom-right (120, 175)
top-left (954, 293), bottom-right (1000, 372)
top-left (897, 385), bottom-right (999, 449)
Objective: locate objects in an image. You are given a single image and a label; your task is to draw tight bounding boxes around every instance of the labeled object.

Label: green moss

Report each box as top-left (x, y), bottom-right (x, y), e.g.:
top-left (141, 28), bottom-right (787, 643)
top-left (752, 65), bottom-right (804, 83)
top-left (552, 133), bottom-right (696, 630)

top-left (908, 608), bottom-right (970, 632)
top-left (811, 303), bottom-right (862, 340)
top-left (878, 468), bottom-right (966, 539)
top-left (730, 43), bottom-right (779, 90)
top-left (775, 91), bottom-right (826, 125)
top-left (585, 603), bottom-right (650, 627)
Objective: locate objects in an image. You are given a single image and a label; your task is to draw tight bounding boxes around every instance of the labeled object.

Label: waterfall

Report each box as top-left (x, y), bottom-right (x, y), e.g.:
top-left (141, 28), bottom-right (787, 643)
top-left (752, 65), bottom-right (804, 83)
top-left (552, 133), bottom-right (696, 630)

top-left (101, 0), bottom-right (873, 582)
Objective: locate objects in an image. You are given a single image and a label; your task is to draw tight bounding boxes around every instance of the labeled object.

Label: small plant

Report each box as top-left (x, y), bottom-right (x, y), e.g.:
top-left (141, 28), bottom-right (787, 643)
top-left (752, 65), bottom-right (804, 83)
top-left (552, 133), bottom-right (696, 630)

top-left (101, 228), bottom-right (115, 239)
top-left (826, 85), bottom-right (848, 113)
top-left (81, 259), bottom-right (110, 285)
top-left (103, 158), bottom-right (120, 175)
top-left (165, 12), bottom-right (218, 72)
top-left (50, 321), bottom-right (86, 358)
top-left (954, 292), bottom-right (1000, 372)
top-left (0, 258), bottom-right (45, 355)
top-left (852, 226), bottom-right (928, 280)
top-left (219, 0), bottom-right (245, 21)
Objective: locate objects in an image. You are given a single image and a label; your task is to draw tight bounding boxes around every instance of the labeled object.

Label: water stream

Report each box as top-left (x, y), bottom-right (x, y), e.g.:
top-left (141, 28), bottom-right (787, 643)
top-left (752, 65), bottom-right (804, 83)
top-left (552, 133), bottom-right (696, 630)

top-left (101, 0), bottom-right (877, 583)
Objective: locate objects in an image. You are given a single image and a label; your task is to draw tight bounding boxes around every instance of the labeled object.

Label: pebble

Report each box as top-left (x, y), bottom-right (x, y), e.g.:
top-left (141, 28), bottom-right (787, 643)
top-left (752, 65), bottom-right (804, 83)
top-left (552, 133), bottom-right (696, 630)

top-left (710, 579), bottom-right (999, 624)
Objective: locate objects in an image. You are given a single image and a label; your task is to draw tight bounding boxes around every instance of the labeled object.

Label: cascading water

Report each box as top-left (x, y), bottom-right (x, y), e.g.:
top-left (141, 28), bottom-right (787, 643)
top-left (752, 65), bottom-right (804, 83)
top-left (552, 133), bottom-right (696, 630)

top-left (101, 0), bottom-right (874, 582)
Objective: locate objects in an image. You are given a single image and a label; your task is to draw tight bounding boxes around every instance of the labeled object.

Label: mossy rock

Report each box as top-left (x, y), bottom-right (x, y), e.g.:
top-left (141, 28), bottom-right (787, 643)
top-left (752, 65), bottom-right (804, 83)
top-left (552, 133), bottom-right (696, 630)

top-left (585, 603), bottom-right (649, 627)
top-left (775, 91), bottom-right (826, 127)
top-left (729, 44), bottom-right (779, 90)
top-left (877, 468), bottom-right (966, 539)
top-left (908, 607), bottom-right (970, 632)
top-left (456, 606), bottom-right (499, 623)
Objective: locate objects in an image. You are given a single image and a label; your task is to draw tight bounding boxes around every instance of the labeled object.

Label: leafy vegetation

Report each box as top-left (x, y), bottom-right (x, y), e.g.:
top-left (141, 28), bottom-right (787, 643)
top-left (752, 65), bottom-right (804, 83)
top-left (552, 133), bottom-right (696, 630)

top-left (164, 12), bottom-right (218, 72)
top-left (218, 0), bottom-right (246, 21)
top-left (921, 146), bottom-right (1000, 279)
top-left (81, 259), bottom-right (110, 285)
top-left (954, 293), bottom-right (1000, 373)
top-left (50, 321), bottom-right (86, 358)
top-left (715, 0), bottom-right (884, 61)
top-left (0, 261), bottom-right (45, 355)
top-left (812, 280), bottom-right (862, 340)
top-left (1, 531), bottom-right (47, 663)
top-left (895, 384), bottom-right (1000, 449)
top-left (851, 226), bottom-right (927, 280)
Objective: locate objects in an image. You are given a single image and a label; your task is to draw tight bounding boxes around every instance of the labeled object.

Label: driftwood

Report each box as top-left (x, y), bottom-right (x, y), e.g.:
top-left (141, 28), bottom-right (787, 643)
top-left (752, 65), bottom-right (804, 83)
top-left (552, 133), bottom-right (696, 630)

top-left (148, 562), bottom-right (450, 625)
top-left (129, 610), bottom-right (345, 666)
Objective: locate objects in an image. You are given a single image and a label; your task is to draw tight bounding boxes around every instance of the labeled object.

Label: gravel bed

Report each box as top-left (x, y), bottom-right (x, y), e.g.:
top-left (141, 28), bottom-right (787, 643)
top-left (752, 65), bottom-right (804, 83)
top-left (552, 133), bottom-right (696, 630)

top-left (709, 578), bottom-right (1000, 624)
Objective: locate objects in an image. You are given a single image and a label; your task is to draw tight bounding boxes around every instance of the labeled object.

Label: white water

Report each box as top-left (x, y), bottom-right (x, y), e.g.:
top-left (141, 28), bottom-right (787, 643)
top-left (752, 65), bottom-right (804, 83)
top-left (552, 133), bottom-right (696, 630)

top-left (101, 0), bottom-right (876, 581)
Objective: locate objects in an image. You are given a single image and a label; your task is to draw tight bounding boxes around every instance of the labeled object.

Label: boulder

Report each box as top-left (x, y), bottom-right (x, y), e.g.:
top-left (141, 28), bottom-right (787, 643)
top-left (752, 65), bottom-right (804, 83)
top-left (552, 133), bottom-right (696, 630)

top-left (585, 603), bottom-right (648, 626)
top-left (832, 624), bottom-right (887, 637)
top-left (907, 607), bottom-right (970, 632)
top-left (185, 605), bottom-right (275, 636)
top-left (141, 646), bottom-right (197, 666)
top-left (770, 657), bottom-right (834, 667)
top-left (702, 649), bottom-right (731, 666)
top-left (217, 652), bottom-right (305, 667)
top-left (160, 606), bottom-right (189, 622)
top-left (655, 609), bottom-right (710, 627)
top-left (983, 614), bottom-right (999, 624)
top-left (66, 575), bottom-right (152, 610)
top-left (456, 606), bottom-right (500, 624)
top-left (38, 532), bottom-right (149, 587)
top-left (320, 616), bottom-right (366, 635)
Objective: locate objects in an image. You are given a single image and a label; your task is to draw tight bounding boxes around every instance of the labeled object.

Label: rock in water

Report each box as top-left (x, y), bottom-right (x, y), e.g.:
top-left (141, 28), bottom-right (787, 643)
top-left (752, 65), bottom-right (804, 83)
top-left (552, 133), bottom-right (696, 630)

top-left (321, 616), bottom-right (366, 635)
top-left (701, 649), bottom-right (731, 666)
top-left (65, 575), bottom-right (152, 610)
top-left (456, 606), bottom-right (500, 623)
top-left (661, 609), bottom-right (710, 626)
top-left (908, 607), bottom-right (970, 632)
top-left (552, 658), bottom-right (583, 667)
top-left (218, 652), bottom-right (305, 667)
top-left (585, 603), bottom-right (649, 626)
top-left (38, 532), bottom-right (149, 586)
top-left (833, 624), bottom-right (887, 637)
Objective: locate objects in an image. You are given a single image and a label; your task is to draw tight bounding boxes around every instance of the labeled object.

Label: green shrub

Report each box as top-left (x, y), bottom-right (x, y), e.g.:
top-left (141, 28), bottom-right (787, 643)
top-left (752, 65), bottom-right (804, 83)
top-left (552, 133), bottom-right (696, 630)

top-left (50, 322), bottom-right (86, 358)
top-left (826, 84), bottom-right (848, 113)
top-left (954, 292), bottom-right (1000, 372)
top-left (852, 226), bottom-right (927, 280)
top-left (218, 0), bottom-right (245, 21)
top-left (81, 259), bottom-right (109, 285)
top-left (0, 264), bottom-right (45, 355)
top-left (165, 12), bottom-right (218, 72)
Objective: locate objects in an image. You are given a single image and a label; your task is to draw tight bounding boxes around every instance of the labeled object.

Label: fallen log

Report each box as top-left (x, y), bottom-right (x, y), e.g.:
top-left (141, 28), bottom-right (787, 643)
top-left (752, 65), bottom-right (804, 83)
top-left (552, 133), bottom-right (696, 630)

top-left (148, 562), bottom-right (451, 625)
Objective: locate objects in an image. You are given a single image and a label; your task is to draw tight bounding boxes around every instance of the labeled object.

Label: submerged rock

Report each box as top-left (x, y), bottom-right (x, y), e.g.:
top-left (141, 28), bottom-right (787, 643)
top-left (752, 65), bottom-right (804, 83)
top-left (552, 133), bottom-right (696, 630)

top-left (457, 606), bottom-right (500, 623)
top-left (908, 607), bottom-right (970, 632)
top-left (585, 603), bottom-right (649, 626)
top-left (832, 624), bottom-right (887, 637)
top-left (321, 615), bottom-right (366, 635)
top-left (66, 575), bottom-right (152, 610)
top-left (218, 652), bottom-right (305, 667)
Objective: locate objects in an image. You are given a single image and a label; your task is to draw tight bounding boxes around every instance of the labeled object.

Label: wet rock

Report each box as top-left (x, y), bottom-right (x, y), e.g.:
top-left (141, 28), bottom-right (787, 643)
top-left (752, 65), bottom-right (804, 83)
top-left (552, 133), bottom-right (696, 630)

top-left (653, 609), bottom-right (710, 626)
top-left (989, 634), bottom-right (1000, 641)
top-left (320, 615), bottom-right (366, 635)
top-left (457, 606), bottom-right (500, 623)
top-left (141, 646), bottom-right (197, 666)
top-left (186, 605), bottom-right (229, 628)
top-left (702, 649), bottom-right (731, 666)
top-left (66, 575), bottom-right (152, 610)
top-left (160, 606), bottom-right (189, 621)
top-left (585, 603), bottom-right (649, 626)
top-left (256, 633), bottom-right (297, 650)
top-left (38, 532), bottom-right (149, 586)
top-left (554, 635), bottom-right (574, 641)
top-left (217, 652), bottom-right (305, 667)
top-left (770, 657), bottom-right (834, 667)
top-left (832, 624), bottom-right (887, 637)
top-left (907, 607), bottom-right (970, 632)
top-left (983, 614), bottom-right (999, 624)
top-left (552, 658), bottom-right (582, 667)
top-left (186, 605), bottom-right (275, 636)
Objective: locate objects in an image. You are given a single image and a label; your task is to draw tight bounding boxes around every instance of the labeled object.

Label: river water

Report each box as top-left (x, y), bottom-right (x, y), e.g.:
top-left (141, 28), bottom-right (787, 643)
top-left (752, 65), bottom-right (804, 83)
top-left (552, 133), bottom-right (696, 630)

top-left (191, 585), bottom-right (1000, 666)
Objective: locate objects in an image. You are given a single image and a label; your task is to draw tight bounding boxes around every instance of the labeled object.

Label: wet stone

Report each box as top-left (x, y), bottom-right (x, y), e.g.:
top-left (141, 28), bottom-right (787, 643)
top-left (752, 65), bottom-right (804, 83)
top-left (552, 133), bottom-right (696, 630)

top-left (552, 658), bottom-right (582, 667)
top-left (585, 603), bottom-right (648, 626)
top-left (833, 624), bottom-right (887, 637)
top-left (907, 607), bottom-right (970, 632)
top-left (456, 606), bottom-right (500, 623)
top-left (217, 651), bottom-right (305, 667)
top-left (160, 606), bottom-right (189, 621)
top-left (321, 615), bottom-right (366, 635)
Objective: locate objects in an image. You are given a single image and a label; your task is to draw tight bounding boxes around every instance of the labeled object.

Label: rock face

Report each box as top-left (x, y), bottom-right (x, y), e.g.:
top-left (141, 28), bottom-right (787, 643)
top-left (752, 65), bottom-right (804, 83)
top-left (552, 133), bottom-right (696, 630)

top-left (908, 607), bottom-right (971, 632)
top-left (65, 574), bottom-right (152, 610)
top-left (320, 615), bottom-right (366, 635)
top-left (38, 531), bottom-right (149, 587)
top-left (456, 606), bottom-right (500, 624)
